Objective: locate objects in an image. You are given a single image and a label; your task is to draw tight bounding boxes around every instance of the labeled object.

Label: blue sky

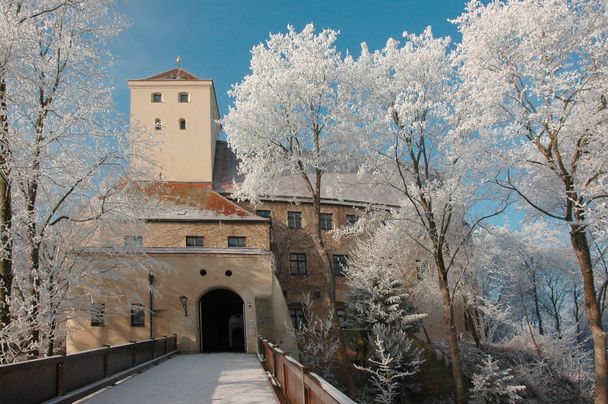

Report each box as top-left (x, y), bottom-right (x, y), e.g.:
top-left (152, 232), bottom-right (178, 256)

top-left (109, 0), bottom-right (469, 122)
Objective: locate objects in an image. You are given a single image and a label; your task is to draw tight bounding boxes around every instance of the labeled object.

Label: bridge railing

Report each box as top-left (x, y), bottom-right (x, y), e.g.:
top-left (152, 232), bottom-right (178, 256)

top-left (0, 334), bottom-right (179, 404)
top-left (258, 336), bottom-right (355, 404)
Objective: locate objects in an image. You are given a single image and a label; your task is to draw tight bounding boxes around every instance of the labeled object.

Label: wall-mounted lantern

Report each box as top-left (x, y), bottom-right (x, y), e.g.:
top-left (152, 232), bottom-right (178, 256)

top-left (179, 295), bottom-right (188, 317)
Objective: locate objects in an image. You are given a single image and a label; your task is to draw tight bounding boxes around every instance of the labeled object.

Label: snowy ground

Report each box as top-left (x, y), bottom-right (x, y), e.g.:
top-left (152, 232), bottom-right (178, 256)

top-left (81, 353), bottom-right (278, 404)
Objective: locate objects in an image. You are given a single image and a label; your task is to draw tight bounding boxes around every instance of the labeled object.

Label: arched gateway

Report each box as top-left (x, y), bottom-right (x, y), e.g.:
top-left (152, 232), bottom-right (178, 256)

top-left (200, 289), bottom-right (245, 352)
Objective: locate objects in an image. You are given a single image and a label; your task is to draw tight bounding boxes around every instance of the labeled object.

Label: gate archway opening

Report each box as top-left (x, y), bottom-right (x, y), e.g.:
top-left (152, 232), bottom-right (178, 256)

top-left (199, 289), bottom-right (245, 352)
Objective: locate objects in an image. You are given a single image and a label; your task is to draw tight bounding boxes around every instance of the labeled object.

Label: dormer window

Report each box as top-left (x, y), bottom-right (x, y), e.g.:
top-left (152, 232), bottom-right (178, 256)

top-left (179, 118), bottom-right (186, 130)
top-left (151, 92), bottom-right (162, 103)
top-left (154, 118), bottom-right (161, 130)
top-left (178, 92), bottom-right (189, 103)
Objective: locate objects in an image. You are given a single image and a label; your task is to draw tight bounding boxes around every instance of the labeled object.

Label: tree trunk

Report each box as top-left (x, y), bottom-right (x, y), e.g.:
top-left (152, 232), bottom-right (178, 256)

top-left (570, 226), bottom-right (608, 404)
top-left (435, 252), bottom-right (465, 404)
top-left (0, 78), bottom-right (12, 330)
top-left (530, 268), bottom-right (544, 335)
top-left (309, 189), bottom-right (355, 396)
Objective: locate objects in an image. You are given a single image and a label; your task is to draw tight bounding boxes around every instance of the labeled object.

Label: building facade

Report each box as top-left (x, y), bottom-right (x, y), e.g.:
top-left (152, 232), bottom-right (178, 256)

top-left (66, 67), bottom-right (468, 355)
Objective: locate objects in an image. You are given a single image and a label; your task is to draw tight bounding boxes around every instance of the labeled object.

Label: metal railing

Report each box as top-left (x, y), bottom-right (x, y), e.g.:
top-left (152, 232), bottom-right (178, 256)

top-left (0, 334), bottom-right (179, 404)
top-left (258, 336), bottom-right (355, 404)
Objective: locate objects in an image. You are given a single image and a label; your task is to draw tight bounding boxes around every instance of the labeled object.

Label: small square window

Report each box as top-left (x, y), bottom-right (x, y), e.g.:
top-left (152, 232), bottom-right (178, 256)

top-left (151, 93), bottom-right (162, 103)
top-left (124, 235), bottom-right (143, 247)
top-left (130, 304), bottom-right (145, 327)
top-left (91, 303), bottom-right (105, 327)
top-left (178, 92), bottom-right (189, 103)
top-left (179, 118), bottom-right (186, 130)
top-left (332, 255), bottom-right (348, 276)
top-left (346, 214), bottom-right (358, 226)
top-left (154, 118), bottom-right (162, 130)
top-left (228, 236), bottom-right (246, 248)
top-left (288, 305), bottom-right (306, 329)
top-left (288, 211), bottom-right (302, 229)
top-left (186, 236), bottom-right (204, 247)
top-left (320, 213), bottom-right (333, 230)
top-left (256, 210), bottom-right (271, 219)
top-left (289, 253), bottom-right (307, 275)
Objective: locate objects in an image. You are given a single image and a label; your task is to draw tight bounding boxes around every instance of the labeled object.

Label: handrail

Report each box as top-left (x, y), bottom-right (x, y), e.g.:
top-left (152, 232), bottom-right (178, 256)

top-left (257, 335), bottom-right (355, 404)
top-left (0, 334), bottom-right (179, 404)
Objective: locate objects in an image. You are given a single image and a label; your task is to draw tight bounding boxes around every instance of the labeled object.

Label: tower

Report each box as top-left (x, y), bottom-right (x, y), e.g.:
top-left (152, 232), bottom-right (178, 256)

top-left (128, 66), bottom-right (221, 182)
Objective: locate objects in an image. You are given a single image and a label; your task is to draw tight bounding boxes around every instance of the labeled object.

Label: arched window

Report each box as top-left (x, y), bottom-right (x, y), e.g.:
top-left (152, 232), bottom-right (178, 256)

top-left (154, 118), bottom-right (161, 130)
top-left (178, 92), bottom-right (189, 103)
top-left (179, 118), bottom-right (186, 130)
top-left (151, 92), bottom-right (162, 103)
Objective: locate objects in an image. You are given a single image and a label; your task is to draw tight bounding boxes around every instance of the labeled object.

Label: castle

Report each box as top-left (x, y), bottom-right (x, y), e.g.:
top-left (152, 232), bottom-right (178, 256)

top-left (66, 67), bottom-right (468, 354)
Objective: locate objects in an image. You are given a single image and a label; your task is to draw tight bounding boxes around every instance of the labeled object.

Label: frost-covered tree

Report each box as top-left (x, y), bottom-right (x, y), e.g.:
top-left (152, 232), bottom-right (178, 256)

top-left (291, 296), bottom-right (339, 381)
top-left (469, 355), bottom-right (526, 404)
top-left (345, 221), bottom-right (426, 333)
top-left (455, 1), bottom-right (608, 400)
top-left (223, 24), bottom-right (358, 308)
top-left (223, 24), bottom-right (360, 390)
top-left (355, 326), bottom-right (422, 404)
top-left (348, 27), bottom-right (507, 403)
top-left (0, 0), bottom-right (155, 361)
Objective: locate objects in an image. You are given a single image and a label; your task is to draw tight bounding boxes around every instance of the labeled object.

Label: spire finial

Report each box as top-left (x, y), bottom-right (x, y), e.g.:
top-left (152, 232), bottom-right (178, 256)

top-left (176, 55), bottom-right (181, 68)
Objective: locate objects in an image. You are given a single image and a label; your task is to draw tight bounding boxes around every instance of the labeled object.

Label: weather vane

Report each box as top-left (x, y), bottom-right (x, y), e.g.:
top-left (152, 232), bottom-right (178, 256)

top-left (176, 55), bottom-right (181, 68)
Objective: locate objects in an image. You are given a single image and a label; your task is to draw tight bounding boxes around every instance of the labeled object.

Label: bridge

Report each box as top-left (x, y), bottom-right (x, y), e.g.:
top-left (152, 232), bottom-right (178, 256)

top-left (0, 336), bottom-right (354, 404)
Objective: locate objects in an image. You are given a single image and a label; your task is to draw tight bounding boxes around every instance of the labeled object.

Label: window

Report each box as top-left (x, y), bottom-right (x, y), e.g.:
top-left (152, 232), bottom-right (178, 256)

top-left (228, 236), bottom-right (246, 248)
top-left (288, 305), bottom-right (306, 329)
top-left (287, 211), bottom-right (302, 229)
top-left (320, 213), bottom-right (333, 230)
top-left (332, 255), bottom-right (348, 276)
top-left (346, 214), bottom-right (358, 226)
top-left (186, 236), bottom-right (204, 247)
top-left (179, 118), bottom-right (186, 130)
top-left (289, 253), bottom-right (307, 275)
top-left (154, 118), bottom-right (162, 130)
top-left (151, 92), bottom-right (162, 103)
top-left (130, 304), bottom-right (145, 327)
top-left (256, 210), bottom-right (271, 219)
top-left (178, 92), bottom-right (189, 103)
top-left (336, 308), bottom-right (347, 328)
top-left (90, 303), bottom-right (105, 326)
top-left (124, 235), bottom-right (143, 247)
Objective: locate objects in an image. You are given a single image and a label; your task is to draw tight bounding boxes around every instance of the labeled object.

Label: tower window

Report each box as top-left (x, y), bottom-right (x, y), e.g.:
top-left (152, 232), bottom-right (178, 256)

top-left (151, 92), bottom-right (162, 103)
top-left (178, 92), bottom-right (189, 103)
top-left (179, 118), bottom-right (186, 130)
top-left (154, 118), bottom-right (162, 130)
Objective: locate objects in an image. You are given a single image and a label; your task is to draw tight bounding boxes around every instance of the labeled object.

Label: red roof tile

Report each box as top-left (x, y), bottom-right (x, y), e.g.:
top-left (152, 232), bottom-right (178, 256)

top-left (135, 68), bottom-right (203, 81)
top-left (140, 182), bottom-right (256, 218)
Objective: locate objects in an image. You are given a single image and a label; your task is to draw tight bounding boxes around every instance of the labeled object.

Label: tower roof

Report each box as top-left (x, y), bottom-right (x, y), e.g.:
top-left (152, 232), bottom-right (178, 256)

top-left (133, 67), bottom-right (204, 81)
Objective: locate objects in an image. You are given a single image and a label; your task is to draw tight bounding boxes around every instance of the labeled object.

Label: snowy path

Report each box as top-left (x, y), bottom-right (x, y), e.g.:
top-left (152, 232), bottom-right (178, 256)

top-left (81, 353), bottom-right (278, 404)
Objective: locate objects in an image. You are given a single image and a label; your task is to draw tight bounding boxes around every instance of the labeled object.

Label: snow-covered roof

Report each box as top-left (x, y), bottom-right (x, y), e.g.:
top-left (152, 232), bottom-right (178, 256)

top-left (213, 141), bottom-right (403, 207)
top-left (139, 182), bottom-right (266, 221)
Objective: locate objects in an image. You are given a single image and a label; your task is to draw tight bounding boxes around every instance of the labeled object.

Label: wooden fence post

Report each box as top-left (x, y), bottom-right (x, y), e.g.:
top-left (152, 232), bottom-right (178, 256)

top-left (131, 340), bottom-right (137, 366)
top-left (103, 344), bottom-right (111, 377)
top-left (56, 358), bottom-right (65, 396)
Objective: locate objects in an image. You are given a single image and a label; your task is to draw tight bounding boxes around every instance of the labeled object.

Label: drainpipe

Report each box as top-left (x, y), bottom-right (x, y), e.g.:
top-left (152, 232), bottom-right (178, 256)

top-left (148, 273), bottom-right (155, 339)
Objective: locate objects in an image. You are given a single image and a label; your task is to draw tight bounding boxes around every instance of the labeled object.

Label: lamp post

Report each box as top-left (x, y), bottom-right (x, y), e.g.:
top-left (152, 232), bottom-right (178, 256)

top-left (179, 295), bottom-right (188, 317)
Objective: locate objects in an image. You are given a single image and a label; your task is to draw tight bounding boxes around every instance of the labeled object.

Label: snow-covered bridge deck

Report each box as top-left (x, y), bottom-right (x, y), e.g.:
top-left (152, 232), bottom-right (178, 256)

top-left (80, 353), bottom-right (278, 404)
